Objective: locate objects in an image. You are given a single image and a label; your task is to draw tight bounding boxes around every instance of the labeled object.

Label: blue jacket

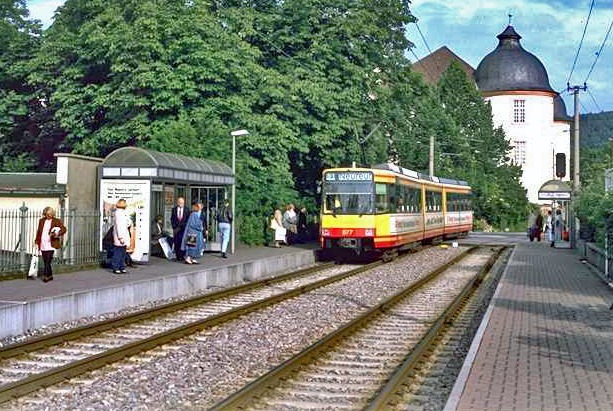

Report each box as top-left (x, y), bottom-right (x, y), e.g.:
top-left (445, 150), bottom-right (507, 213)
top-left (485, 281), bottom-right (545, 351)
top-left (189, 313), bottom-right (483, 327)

top-left (180, 211), bottom-right (204, 256)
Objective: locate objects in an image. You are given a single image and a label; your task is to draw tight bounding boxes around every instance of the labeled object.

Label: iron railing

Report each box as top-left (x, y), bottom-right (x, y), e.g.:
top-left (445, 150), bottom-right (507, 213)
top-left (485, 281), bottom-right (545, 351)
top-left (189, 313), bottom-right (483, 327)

top-left (0, 203), bottom-right (100, 277)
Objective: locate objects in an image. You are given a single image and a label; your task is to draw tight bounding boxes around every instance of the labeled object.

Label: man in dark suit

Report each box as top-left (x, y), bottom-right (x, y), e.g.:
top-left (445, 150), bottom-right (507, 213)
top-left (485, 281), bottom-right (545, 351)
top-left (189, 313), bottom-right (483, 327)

top-left (171, 197), bottom-right (189, 261)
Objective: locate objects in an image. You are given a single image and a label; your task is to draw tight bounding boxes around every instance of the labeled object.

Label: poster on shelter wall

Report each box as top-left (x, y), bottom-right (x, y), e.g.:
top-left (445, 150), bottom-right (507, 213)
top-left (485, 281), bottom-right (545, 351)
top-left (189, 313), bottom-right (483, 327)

top-left (100, 179), bottom-right (151, 263)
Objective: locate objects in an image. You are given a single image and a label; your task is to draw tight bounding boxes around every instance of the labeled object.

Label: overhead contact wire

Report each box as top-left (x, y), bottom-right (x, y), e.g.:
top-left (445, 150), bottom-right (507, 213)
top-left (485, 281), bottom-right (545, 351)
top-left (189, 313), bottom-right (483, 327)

top-left (566, 0), bottom-right (596, 84)
top-left (583, 19), bottom-right (612, 84)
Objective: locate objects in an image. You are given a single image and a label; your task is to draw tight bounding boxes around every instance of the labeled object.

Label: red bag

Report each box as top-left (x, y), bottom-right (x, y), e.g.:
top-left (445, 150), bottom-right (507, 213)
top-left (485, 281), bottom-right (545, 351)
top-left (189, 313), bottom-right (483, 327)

top-left (562, 231), bottom-right (569, 241)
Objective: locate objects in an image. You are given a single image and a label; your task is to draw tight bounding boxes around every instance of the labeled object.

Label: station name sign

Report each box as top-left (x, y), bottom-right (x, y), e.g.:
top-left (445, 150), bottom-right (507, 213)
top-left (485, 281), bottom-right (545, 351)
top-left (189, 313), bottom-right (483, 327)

top-left (325, 171), bottom-right (373, 182)
top-left (538, 191), bottom-right (571, 200)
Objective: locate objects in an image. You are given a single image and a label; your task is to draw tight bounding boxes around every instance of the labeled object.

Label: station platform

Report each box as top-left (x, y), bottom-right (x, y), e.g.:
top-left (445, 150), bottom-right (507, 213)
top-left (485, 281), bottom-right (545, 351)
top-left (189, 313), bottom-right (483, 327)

top-left (0, 243), bottom-right (319, 340)
top-left (446, 237), bottom-right (613, 411)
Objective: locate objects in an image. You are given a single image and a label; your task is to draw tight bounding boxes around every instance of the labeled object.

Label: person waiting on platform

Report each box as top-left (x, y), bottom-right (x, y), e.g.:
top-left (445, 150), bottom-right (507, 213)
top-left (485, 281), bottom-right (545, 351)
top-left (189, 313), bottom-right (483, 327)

top-left (111, 199), bottom-right (131, 274)
top-left (297, 206), bottom-right (308, 243)
top-left (270, 209), bottom-right (287, 248)
top-left (545, 210), bottom-right (554, 247)
top-left (171, 197), bottom-right (189, 262)
top-left (554, 209), bottom-right (564, 245)
top-left (283, 203), bottom-right (298, 244)
top-left (181, 201), bottom-right (204, 264)
top-left (216, 199), bottom-right (233, 258)
top-left (151, 215), bottom-right (172, 257)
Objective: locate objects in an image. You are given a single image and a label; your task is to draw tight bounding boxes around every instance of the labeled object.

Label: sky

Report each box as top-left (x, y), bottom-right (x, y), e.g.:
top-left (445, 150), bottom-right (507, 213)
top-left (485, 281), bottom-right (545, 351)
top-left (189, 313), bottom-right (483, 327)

top-left (27, 0), bottom-right (613, 114)
top-left (407, 0), bottom-right (613, 114)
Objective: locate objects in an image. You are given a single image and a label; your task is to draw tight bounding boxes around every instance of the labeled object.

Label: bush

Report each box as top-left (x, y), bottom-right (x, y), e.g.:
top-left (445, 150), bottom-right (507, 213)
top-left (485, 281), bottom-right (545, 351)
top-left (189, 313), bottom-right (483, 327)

top-left (237, 214), bottom-right (268, 246)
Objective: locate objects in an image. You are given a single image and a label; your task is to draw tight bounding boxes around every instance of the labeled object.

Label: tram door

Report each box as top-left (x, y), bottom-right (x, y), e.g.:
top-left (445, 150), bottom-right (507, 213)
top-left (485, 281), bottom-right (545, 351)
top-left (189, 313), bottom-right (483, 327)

top-left (190, 186), bottom-right (228, 251)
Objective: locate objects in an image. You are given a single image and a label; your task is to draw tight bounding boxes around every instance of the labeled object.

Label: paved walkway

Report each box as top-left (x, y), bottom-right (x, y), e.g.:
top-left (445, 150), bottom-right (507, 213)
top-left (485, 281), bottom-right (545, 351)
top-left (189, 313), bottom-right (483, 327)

top-left (446, 240), bottom-right (613, 411)
top-left (0, 243), bottom-right (318, 303)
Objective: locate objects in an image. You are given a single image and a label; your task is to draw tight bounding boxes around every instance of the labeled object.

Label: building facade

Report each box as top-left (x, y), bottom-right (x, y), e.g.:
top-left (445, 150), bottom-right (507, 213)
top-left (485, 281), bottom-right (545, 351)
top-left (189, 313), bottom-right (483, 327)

top-left (475, 25), bottom-right (571, 203)
top-left (413, 25), bottom-right (572, 204)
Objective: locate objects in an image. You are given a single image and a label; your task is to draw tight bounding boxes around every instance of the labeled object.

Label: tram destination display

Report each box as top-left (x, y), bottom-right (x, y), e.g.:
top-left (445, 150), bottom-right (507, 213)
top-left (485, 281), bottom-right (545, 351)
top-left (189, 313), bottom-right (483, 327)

top-left (324, 171), bottom-right (373, 182)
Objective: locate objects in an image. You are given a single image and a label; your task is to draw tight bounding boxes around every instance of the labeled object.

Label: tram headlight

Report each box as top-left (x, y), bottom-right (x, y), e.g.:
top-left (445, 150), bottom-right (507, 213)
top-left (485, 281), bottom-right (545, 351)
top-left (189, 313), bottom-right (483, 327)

top-left (321, 228), bottom-right (330, 236)
top-left (365, 229), bottom-right (374, 237)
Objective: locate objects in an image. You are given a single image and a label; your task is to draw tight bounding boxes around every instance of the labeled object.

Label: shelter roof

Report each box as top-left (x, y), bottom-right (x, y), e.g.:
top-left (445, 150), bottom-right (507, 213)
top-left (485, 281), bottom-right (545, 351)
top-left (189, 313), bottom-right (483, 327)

top-left (538, 179), bottom-right (572, 200)
top-left (101, 147), bottom-right (234, 185)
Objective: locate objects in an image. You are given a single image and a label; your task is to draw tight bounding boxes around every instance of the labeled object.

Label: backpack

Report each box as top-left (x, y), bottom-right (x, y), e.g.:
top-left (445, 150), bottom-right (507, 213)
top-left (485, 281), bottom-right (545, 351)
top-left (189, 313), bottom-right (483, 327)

top-left (102, 226), bottom-right (114, 250)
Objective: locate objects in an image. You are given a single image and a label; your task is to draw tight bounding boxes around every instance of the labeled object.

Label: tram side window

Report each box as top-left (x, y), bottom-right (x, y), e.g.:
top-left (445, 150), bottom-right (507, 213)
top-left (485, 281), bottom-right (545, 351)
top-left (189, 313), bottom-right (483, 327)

top-left (376, 183), bottom-right (394, 213)
top-left (398, 185), bottom-right (421, 213)
top-left (395, 185), bottom-right (405, 213)
top-left (447, 193), bottom-right (458, 212)
top-left (462, 195), bottom-right (473, 211)
top-left (455, 193), bottom-right (470, 211)
top-left (426, 190), bottom-right (442, 212)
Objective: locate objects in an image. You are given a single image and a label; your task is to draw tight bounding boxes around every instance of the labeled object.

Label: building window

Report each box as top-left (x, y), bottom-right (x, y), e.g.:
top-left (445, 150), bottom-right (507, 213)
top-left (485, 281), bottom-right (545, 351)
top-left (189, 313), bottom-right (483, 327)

top-left (513, 140), bottom-right (526, 165)
top-left (513, 99), bottom-right (526, 123)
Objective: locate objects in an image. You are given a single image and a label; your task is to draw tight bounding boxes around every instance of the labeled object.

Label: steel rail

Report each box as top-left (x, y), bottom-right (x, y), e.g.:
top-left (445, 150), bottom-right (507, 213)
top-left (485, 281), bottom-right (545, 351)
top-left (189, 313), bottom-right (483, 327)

top-left (364, 246), bottom-right (506, 411)
top-left (2, 260), bottom-right (391, 403)
top-left (0, 262), bottom-right (335, 361)
top-left (209, 246), bottom-right (479, 410)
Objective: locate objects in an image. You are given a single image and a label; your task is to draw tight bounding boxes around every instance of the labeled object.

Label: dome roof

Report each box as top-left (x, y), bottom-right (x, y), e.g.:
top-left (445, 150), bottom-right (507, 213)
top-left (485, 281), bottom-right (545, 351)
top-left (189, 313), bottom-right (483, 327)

top-left (475, 26), bottom-right (554, 93)
top-left (553, 94), bottom-right (572, 122)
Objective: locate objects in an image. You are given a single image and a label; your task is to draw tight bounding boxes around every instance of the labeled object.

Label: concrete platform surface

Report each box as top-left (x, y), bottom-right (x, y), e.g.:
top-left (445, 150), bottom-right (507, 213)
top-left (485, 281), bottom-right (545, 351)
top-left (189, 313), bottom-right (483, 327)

top-left (0, 243), bottom-right (319, 339)
top-left (446, 239), bottom-right (613, 411)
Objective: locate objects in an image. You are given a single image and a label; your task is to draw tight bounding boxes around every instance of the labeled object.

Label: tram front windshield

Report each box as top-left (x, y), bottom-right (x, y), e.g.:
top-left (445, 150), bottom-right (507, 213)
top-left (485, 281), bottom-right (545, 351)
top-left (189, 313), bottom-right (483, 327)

top-left (322, 181), bottom-right (374, 214)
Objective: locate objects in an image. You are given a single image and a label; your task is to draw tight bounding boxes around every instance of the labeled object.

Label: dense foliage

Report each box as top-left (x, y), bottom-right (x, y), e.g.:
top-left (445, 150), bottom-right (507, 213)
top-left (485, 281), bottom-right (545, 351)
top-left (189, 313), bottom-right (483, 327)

top-left (574, 110), bottom-right (613, 246)
top-left (580, 110), bottom-right (613, 147)
top-left (2, 0), bottom-right (531, 243)
top-left (0, 0), bottom-right (45, 170)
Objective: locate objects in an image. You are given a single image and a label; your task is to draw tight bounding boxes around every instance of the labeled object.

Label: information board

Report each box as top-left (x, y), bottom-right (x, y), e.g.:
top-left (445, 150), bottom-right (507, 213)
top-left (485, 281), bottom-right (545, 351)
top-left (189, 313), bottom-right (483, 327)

top-left (100, 179), bottom-right (151, 263)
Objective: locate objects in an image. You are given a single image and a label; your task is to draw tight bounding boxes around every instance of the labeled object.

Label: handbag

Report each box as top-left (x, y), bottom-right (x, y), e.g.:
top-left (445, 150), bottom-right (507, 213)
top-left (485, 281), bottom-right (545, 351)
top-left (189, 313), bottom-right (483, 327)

top-left (28, 253), bottom-right (39, 278)
top-left (186, 233), bottom-right (197, 247)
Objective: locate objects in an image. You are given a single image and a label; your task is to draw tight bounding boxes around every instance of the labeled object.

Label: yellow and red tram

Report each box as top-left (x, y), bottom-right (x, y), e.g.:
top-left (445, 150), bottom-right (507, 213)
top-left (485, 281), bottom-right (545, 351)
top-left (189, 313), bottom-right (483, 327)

top-left (320, 163), bottom-right (472, 259)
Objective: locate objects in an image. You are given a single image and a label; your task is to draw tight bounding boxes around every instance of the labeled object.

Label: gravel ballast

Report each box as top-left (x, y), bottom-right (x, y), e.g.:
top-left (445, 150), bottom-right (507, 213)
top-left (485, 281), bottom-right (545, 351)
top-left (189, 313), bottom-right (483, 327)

top-left (2, 247), bottom-right (467, 411)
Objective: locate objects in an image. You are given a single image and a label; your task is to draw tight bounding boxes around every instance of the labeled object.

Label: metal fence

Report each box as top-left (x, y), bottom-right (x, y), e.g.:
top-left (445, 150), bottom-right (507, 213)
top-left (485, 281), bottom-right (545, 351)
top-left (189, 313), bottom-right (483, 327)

top-left (0, 203), bottom-right (100, 277)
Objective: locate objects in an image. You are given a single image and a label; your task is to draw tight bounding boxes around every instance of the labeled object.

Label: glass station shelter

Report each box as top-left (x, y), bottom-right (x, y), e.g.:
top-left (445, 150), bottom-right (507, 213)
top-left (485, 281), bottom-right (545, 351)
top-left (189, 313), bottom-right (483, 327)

top-left (99, 147), bottom-right (234, 262)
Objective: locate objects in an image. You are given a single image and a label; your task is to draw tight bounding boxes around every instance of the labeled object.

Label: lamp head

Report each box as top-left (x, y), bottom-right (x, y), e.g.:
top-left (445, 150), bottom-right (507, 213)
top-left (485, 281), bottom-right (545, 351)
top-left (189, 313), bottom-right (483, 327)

top-left (231, 129), bottom-right (249, 137)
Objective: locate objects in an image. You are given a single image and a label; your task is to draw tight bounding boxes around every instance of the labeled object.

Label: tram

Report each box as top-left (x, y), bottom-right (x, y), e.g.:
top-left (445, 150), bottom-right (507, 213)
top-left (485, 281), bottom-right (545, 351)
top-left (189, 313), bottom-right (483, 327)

top-left (319, 163), bottom-right (472, 260)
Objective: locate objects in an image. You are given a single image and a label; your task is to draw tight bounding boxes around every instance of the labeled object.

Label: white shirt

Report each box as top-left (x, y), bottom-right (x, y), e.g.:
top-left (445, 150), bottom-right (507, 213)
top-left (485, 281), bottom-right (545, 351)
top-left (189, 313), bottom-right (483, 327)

top-left (113, 208), bottom-right (131, 247)
top-left (40, 219), bottom-right (54, 251)
top-left (546, 215), bottom-right (553, 230)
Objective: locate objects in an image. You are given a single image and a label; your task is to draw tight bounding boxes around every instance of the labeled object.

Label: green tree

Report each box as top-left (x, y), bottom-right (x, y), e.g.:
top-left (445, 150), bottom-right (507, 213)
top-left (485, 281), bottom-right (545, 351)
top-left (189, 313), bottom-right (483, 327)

top-left (214, 0), bottom-right (417, 197)
top-left (575, 146), bottom-right (613, 245)
top-left (29, 0), bottom-right (300, 244)
top-left (0, 0), bottom-right (42, 170)
top-left (580, 111), bottom-right (613, 147)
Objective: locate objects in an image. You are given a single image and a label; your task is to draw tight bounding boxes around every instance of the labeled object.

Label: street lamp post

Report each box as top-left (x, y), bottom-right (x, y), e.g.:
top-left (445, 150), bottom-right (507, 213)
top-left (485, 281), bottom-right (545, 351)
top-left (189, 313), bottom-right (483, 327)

top-left (229, 129), bottom-right (249, 254)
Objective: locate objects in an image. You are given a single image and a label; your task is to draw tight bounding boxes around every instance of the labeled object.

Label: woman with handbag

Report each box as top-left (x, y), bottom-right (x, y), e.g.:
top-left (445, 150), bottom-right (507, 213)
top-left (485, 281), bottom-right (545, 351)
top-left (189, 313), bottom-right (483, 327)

top-left (282, 203), bottom-right (298, 244)
top-left (34, 207), bottom-right (67, 282)
top-left (270, 209), bottom-right (287, 248)
top-left (181, 201), bottom-right (204, 264)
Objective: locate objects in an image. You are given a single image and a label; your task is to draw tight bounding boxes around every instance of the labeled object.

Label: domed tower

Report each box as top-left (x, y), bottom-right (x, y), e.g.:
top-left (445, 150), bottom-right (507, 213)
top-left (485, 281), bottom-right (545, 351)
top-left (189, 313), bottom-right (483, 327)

top-left (475, 25), bottom-right (570, 204)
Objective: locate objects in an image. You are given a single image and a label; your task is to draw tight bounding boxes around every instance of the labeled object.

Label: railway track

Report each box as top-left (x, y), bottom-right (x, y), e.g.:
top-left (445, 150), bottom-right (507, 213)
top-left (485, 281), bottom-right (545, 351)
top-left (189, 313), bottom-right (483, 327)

top-left (0, 261), bottom-right (379, 404)
top-left (211, 246), bottom-right (504, 410)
